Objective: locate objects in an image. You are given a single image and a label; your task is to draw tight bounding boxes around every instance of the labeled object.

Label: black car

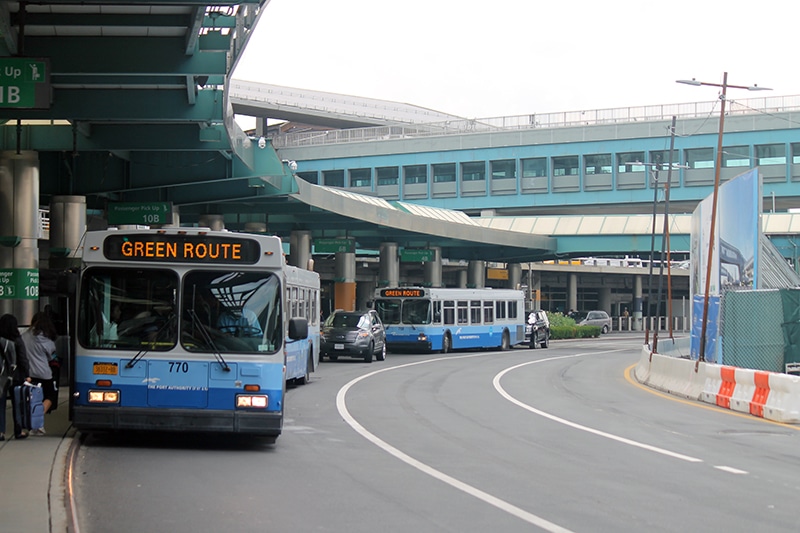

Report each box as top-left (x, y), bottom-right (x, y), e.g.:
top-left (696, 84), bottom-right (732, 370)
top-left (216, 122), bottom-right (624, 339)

top-left (321, 310), bottom-right (387, 363)
top-left (525, 310), bottom-right (550, 349)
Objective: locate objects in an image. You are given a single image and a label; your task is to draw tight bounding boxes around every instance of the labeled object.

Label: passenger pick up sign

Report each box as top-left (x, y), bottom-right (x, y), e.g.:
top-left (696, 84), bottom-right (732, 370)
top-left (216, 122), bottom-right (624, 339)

top-left (0, 58), bottom-right (50, 109)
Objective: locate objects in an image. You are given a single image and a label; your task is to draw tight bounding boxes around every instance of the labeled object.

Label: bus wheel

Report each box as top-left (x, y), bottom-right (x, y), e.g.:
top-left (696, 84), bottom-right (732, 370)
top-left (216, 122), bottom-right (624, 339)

top-left (501, 330), bottom-right (510, 351)
top-left (442, 333), bottom-right (451, 354)
top-left (364, 343), bottom-right (373, 363)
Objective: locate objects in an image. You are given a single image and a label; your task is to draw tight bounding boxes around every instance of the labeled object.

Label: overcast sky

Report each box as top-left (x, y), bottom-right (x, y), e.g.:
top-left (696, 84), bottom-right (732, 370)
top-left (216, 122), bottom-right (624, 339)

top-left (232, 0), bottom-right (797, 120)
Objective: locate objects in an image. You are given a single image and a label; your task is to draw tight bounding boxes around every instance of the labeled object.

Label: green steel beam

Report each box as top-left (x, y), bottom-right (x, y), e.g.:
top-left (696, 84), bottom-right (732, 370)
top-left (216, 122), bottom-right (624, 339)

top-left (13, 13), bottom-right (195, 27)
top-left (0, 89), bottom-right (224, 121)
top-left (21, 37), bottom-right (227, 75)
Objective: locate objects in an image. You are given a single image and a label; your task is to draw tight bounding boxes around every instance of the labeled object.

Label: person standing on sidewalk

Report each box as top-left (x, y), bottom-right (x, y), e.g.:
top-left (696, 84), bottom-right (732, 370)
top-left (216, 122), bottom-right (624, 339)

top-left (0, 314), bottom-right (30, 439)
top-left (20, 312), bottom-right (58, 435)
top-left (0, 324), bottom-right (16, 441)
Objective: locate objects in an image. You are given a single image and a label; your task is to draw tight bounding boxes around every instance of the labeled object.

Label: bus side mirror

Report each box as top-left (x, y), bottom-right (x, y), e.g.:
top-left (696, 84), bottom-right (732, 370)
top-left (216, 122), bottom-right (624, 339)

top-left (288, 317), bottom-right (308, 340)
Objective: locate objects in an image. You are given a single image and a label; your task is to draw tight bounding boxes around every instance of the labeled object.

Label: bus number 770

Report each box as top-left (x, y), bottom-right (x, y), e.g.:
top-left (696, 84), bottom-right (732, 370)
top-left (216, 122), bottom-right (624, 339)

top-left (168, 361), bottom-right (189, 373)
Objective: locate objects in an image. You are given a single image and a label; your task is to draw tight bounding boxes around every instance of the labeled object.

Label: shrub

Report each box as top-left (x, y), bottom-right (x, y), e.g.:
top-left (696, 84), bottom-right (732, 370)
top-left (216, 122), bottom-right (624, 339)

top-left (545, 311), bottom-right (600, 339)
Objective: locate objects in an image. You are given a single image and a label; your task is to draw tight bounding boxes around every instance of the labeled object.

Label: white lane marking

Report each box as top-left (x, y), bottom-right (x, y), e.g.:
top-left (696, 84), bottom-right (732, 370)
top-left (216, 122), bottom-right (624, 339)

top-left (715, 465), bottom-right (748, 474)
top-left (493, 351), bottom-right (704, 464)
top-left (337, 354), bottom-right (576, 533)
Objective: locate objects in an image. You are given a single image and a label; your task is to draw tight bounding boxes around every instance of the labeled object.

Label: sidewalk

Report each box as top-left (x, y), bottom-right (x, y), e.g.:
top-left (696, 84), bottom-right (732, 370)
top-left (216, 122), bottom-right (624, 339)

top-left (2, 388), bottom-right (77, 533)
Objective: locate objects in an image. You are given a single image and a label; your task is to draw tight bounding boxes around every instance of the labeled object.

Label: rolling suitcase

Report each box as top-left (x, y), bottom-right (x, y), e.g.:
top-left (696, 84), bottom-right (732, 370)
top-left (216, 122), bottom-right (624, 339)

top-left (13, 382), bottom-right (45, 431)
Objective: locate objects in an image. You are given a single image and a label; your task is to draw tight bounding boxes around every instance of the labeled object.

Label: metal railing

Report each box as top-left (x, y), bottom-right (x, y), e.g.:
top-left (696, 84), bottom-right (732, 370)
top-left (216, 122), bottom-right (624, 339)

top-left (270, 94), bottom-right (800, 149)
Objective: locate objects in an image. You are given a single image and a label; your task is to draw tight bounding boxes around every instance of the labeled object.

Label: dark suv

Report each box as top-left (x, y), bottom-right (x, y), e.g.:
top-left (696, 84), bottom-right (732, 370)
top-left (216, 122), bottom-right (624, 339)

top-left (321, 310), bottom-right (387, 363)
top-left (525, 310), bottom-right (550, 349)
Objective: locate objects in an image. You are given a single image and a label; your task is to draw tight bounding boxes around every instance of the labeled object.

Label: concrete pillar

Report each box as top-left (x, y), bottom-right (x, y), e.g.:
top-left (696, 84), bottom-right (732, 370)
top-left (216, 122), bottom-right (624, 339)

top-left (633, 274), bottom-right (643, 331)
top-left (567, 272), bottom-right (578, 312)
top-left (0, 151), bottom-right (40, 323)
top-left (199, 214), bottom-right (224, 231)
top-left (356, 281), bottom-right (373, 311)
top-left (423, 247), bottom-right (442, 287)
top-left (599, 286), bottom-right (611, 314)
top-left (457, 269), bottom-right (468, 288)
top-left (508, 263), bottom-right (522, 290)
top-left (48, 195), bottom-right (86, 270)
top-left (289, 230), bottom-right (312, 269)
top-left (244, 222), bottom-right (266, 233)
top-left (531, 272), bottom-right (542, 311)
top-left (379, 242), bottom-right (399, 288)
top-left (468, 260), bottom-right (485, 288)
top-left (334, 251), bottom-right (356, 311)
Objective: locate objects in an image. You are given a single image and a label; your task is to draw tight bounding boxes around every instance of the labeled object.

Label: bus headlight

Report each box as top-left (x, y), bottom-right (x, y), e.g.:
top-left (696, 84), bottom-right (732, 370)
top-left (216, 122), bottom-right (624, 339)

top-left (236, 395), bottom-right (268, 409)
top-left (88, 390), bottom-right (120, 403)
top-left (417, 333), bottom-right (428, 342)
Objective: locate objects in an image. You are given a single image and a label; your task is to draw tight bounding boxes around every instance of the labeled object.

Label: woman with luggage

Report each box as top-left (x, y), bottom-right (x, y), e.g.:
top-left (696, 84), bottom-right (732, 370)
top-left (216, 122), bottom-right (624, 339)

top-left (0, 313), bottom-right (30, 440)
top-left (20, 311), bottom-right (58, 436)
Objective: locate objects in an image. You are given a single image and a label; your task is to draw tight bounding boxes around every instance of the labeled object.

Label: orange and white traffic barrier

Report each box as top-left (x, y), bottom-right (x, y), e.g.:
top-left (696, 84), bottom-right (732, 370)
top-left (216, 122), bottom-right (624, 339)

top-left (638, 345), bottom-right (800, 424)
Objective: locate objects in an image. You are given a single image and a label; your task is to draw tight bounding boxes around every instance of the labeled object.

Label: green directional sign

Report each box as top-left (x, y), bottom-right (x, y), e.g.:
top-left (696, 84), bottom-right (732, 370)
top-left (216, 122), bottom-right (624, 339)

top-left (400, 248), bottom-right (435, 262)
top-left (108, 202), bottom-right (173, 225)
top-left (0, 58), bottom-right (50, 109)
top-left (315, 238), bottom-right (354, 254)
top-left (0, 268), bottom-right (39, 300)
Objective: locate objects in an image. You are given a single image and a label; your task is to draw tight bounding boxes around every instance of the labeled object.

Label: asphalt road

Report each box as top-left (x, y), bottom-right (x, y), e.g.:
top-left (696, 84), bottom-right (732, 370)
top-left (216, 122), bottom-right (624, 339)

top-left (72, 334), bottom-right (800, 532)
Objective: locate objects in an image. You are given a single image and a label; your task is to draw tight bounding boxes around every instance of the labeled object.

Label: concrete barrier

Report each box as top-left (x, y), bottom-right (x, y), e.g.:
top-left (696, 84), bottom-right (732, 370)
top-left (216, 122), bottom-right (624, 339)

top-left (635, 345), bottom-right (704, 400)
top-left (637, 343), bottom-right (800, 423)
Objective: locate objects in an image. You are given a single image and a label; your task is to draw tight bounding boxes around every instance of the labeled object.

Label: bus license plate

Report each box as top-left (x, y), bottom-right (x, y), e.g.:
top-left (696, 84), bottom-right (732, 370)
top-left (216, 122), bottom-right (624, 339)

top-left (334, 343), bottom-right (344, 350)
top-left (93, 362), bottom-right (119, 375)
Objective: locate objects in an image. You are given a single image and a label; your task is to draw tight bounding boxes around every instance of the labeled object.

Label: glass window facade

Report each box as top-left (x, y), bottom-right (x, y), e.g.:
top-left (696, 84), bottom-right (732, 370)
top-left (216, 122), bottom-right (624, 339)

top-left (490, 159), bottom-right (516, 180)
top-left (521, 157), bottom-right (547, 177)
top-left (722, 146), bottom-right (750, 167)
top-left (323, 170), bottom-right (345, 187)
top-left (686, 148), bottom-right (715, 169)
top-left (756, 144), bottom-right (785, 165)
top-left (553, 156), bottom-right (579, 177)
top-left (650, 150), bottom-right (678, 171)
top-left (432, 163), bottom-right (456, 183)
top-left (584, 154), bottom-right (612, 175)
top-left (404, 165), bottom-right (427, 184)
top-left (376, 166), bottom-right (399, 186)
top-left (793, 143), bottom-right (800, 164)
top-left (617, 152), bottom-right (645, 173)
top-left (461, 161), bottom-right (485, 181)
top-left (296, 171), bottom-right (318, 184)
top-left (349, 168), bottom-right (371, 188)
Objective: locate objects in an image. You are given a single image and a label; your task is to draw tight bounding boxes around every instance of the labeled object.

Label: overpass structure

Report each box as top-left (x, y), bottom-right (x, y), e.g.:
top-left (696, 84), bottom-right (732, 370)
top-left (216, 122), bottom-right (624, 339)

top-left (0, 1), bottom-right (798, 320)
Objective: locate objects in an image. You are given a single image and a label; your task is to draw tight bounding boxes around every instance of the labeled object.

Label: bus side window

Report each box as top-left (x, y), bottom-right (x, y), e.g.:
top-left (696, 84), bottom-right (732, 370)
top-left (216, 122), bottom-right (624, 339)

top-left (433, 301), bottom-right (442, 324)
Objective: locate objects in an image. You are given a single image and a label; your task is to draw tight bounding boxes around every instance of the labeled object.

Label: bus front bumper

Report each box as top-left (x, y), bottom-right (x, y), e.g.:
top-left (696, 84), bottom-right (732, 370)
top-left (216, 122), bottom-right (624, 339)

top-left (72, 406), bottom-right (283, 436)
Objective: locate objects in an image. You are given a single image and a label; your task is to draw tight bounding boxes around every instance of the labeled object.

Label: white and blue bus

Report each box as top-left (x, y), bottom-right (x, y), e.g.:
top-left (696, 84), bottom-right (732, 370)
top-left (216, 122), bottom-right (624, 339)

top-left (71, 228), bottom-right (320, 441)
top-left (373, 287), bottom-right (525, 353)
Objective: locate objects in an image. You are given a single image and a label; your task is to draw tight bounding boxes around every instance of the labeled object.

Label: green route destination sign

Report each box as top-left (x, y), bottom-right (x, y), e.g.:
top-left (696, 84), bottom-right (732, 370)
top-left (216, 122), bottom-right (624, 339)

top-left (0, 268), bottom-right (39, 300)
top-left (0, 58), bottom-right (50, 109)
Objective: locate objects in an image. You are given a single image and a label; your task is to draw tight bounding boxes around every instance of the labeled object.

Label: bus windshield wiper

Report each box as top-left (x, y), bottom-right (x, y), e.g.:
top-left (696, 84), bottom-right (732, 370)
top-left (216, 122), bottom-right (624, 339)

top-left (125, 314), bottom-right (177, 369)
top-left (188, 309), bottom-right (231, 372)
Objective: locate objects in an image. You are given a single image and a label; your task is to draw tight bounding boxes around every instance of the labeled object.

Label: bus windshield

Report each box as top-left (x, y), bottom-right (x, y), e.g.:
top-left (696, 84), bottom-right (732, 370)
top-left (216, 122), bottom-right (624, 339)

top-left (78, 267), bottom-right (283, 354)
top-left (79, 267), bottom-right (178, 351)
top-left (374, 298), bottom-right (430, 325)
top-left (182, 271), bottom-right (282, 354)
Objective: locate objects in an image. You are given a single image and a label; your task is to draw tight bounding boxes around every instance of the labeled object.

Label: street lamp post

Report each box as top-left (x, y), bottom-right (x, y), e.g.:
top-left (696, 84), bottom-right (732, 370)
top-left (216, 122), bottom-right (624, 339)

top-left (676, 73), bottom-right (771, 363)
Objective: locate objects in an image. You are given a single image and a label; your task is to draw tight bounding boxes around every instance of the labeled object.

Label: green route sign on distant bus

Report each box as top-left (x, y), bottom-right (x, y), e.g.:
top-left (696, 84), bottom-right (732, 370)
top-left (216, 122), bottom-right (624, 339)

top-left (0, 58), bottom-right (50, 109)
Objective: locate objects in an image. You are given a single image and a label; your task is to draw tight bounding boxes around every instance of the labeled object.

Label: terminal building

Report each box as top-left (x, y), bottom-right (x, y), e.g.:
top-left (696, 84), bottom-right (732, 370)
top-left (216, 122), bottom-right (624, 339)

top-left (1, 4), bottom-right (799, 332)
